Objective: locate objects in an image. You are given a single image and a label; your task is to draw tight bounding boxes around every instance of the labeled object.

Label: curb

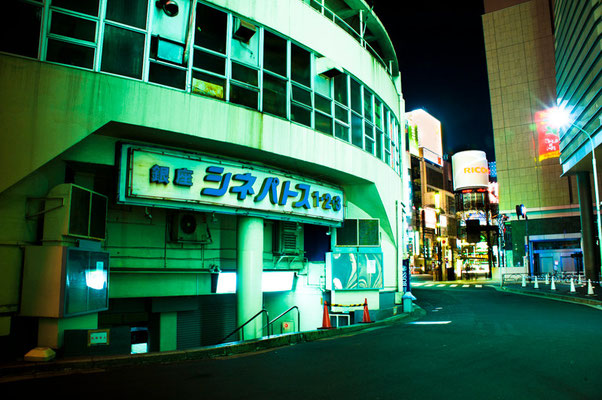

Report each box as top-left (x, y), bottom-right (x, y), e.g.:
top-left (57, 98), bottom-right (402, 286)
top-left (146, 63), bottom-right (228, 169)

top-left (0, 306), bottom-right (425, 380)
top-left (493, 285), bottom-right (602, 308)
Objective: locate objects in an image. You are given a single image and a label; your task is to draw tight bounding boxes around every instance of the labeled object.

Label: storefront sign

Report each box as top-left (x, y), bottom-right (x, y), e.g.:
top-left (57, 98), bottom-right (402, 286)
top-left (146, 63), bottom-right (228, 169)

top-left (117, 144), bottom-right (344, 225)
top-left (452, 150), bottom-right (489, 191)
top-left (534, 110), bottom-right (560, 161)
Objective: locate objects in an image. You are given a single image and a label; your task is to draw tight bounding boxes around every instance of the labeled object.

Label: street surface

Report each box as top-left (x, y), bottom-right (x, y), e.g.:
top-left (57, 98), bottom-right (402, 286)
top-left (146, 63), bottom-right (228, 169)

top-left (4, 284), bottom-right (602, 399)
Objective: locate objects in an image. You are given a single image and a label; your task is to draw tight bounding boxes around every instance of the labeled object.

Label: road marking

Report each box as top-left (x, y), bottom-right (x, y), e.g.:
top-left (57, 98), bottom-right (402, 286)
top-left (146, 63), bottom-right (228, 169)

top-left (476, 285), bottom-right (483, 288)
top-left (437, 284), bottom-right (446, 287)
top-left (450, 284), bottom-right (458, 287)
top-left (462, 285), bottom-right (469, 287)
top-left (409, 321), bottom-right (452, 325)
top-left (425, 284), bottom-right (434, 287)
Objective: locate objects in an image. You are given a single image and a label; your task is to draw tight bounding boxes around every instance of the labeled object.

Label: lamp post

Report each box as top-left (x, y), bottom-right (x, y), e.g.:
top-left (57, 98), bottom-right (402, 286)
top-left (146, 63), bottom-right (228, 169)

top-left (547, 107), bottom-right (602, 279)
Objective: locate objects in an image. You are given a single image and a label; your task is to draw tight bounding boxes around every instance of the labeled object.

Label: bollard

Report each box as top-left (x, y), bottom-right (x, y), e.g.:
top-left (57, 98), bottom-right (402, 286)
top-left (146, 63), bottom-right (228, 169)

top-left (534, 276), bottom-right (539, 289)
top-left (522, 275), bottom-right (527, 287)
top-left (578, 274), bottom-right (583, 285)
top-left (570, 277), bottom-right (576, 293)
top-left (587, 279), bottom-right (593, 295)
top-left (545, 274), bottom-right (549, 285)
top-left (551, 276), bottom-right (556, 291)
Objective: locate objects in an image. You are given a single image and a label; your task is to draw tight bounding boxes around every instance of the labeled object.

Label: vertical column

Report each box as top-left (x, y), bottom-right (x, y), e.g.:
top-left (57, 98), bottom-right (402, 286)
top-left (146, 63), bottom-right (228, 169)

top-left (577, 172), bottom-right (597, 280)
top-left (237, 216), bottom-right (264, 340)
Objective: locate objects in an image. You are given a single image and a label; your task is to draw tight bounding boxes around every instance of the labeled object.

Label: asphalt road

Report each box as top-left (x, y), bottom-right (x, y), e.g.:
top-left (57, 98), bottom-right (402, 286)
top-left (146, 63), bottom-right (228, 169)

top-left (5, 285), bottom-right (602, 399)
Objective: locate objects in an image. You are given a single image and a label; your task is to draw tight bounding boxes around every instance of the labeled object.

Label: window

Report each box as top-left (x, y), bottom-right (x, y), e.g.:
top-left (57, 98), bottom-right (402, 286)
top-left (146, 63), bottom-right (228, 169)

top-left (336, 219), bottom-right (380, 247)
top-left (46, 1), bottom-right (99, 69)
top-left (263, 72), bottom-right (287, 118)
top-left (291, 44), bottom-right (310, 86)
top-left (101, 25), bottom-right (145, 79)
top-left (0, 1), bottom-right (42, 58)
top-left (194, 3), bottom-right (227, 54)
top-left (263, 30), bottom-right (287, 76)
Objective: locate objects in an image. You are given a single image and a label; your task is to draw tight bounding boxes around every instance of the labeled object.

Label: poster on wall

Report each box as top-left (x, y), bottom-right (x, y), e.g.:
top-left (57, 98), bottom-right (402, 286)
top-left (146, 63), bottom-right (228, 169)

top-left (534, 110), bottom-right (560, 161)
top-left (326, 251), bottom-right (383, 290)
top-left (406, 109), bottom-right (443, 166)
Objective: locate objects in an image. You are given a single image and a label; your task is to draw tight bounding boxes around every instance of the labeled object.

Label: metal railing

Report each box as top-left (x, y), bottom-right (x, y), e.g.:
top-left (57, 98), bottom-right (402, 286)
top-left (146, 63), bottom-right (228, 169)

top-left (266, 306), bottom-right (300, 335)
top-left (220, 309), bottom-right (270, 344)
top-left (500, 272), bottom-right (594, 287)
top-left (304, 0), bottom-right (392, 75)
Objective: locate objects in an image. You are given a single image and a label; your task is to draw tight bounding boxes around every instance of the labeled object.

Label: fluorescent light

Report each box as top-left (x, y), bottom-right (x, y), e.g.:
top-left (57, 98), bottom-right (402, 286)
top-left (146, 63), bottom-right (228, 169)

top-left (215, 271), bottom-right (295, 293)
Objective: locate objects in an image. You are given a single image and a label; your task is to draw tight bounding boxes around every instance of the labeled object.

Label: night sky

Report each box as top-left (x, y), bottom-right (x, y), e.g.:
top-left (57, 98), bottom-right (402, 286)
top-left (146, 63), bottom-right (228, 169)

top-left (371, 1), bottom-right (495, 162)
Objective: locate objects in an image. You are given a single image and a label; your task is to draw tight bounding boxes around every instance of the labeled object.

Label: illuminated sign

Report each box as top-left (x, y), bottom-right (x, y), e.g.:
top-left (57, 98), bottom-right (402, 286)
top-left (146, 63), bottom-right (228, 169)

top-left (406, 109), bottom-right (443, 166)
top-left (423, 208), bottom-right (437, 229)
top-left (452, 150), bottom-right (489, 191)
top-left (117, 144), bottom-right (344, 225)
top-left (534, 110), bottom-right (560, 161)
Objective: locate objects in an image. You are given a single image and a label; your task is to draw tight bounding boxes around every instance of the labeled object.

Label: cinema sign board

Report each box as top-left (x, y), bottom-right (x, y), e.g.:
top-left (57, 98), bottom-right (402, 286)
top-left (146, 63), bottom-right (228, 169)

top-left (117, 144), bottom-right (344, 226)
top-left (452, 151), bottom-right (489, 191)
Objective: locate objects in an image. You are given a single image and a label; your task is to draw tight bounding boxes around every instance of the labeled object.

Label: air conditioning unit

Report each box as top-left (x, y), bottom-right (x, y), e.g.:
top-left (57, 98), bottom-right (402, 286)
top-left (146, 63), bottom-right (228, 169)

top-left (43, 184), bottom-right (108, 243)
top-left (233, 19), bottom-right (256, 43)
top-left (171, 212), bottom-right (211, 243)
top-left (275, 221), bottom-right (303, 255)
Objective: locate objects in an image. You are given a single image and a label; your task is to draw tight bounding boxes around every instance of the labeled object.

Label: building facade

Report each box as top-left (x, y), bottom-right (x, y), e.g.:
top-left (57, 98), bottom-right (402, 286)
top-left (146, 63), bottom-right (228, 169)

top-left (405, 109), bottom-right (457, 280)
top-left (0, 0), bottom-right (407, 359)
top-left (482, 0), bottom-right (582, 276)
top-left (553, 0), bottom-right (602, 280)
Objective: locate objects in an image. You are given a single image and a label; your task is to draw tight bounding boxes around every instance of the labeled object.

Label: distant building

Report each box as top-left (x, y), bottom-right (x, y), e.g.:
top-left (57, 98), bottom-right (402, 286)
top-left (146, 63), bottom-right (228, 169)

top-left (405, 109), bottom-right (457, 280)
top-left (482, 0), bottom-right (582, 276)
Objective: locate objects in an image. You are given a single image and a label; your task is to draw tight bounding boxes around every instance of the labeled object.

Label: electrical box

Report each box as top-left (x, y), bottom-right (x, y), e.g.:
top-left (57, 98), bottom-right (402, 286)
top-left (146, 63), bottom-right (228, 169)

top-left (20, 246), bottom-right (109, 318)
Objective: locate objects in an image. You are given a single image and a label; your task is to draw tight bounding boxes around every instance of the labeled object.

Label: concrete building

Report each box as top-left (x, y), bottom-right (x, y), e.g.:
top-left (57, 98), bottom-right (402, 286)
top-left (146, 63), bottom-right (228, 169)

top-left (553, 0), bottom-right (602, 280)
top-left (0, 0), bottom-right (407, 359)
top-left (405, 109), bottom-right (457, 280)
top-left (482, 0), bottom-right (582, 277)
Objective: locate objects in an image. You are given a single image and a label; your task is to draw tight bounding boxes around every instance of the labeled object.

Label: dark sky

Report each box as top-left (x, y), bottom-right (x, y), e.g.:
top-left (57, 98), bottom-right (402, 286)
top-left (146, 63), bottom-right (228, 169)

top-left (370, 1), bottom-right (495, 162)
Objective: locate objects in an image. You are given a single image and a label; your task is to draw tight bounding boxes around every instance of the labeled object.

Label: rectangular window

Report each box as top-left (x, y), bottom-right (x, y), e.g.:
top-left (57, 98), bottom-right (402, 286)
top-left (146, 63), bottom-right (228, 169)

top-left (350, 79), bottom-right (362, 113)
top-left (363, 88), bottom-right (373, 122)
top-left (192, 70), bottom-right (225, 100)
top-left (0, 1), bottom-right (42, 58)
top-left (364, 121), bottom-right (374, 154)
top-left (46, 38), bottom-right (95, 68)
top-left (101, 25), bottom-right (145, 79)
top-left (193, 49), bottom-right (226, 75)
top-left (52, 0), bottom-right (99, 16)
top-left (333, 74), bottom-right (348, 106)
top-left (195, 3), bottom-right (227, 54)
top-left (291, 44), bottom-right (310, 86)
top-left (230, 84), bottom-right (258, 110)
top-left (335, 122), bottom-right (349, 142)
top-left (315, 112), bottom-right (332, 135)
top-left (351, 113), bottom-right (363, 148)
top-left (149, 62), bottom-right (186, 89)
top-left (231, 62), bottom-right (258, 87)
top-left (50, 12), bottom-right (97, 42)
top-left (231, 18), bottom-right (259, 66)
top-left (105, 0), bottom-right (147, 29)
top-left (263, 73), bottom-right (287, 118)
top-left (263, 30), bottom-right (287, 76)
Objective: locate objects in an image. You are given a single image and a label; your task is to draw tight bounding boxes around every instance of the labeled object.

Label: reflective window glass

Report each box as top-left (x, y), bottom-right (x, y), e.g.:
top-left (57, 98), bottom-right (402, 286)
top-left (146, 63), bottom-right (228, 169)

top-left (106, 0), bottom-right (147, 29)
top-left (195, 3), bottom-right (227, 53)
top-left (101, 25), bottom-right (145, 78)
top-left (263, 30), bottom-right (287, 76)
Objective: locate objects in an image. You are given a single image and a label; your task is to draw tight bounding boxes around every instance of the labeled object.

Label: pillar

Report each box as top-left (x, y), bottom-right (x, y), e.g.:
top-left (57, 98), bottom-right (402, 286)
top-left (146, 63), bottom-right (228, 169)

top-left (237, 216), bottom-right (264, 340)
top-left (576, 172), bottom-right (597, 280)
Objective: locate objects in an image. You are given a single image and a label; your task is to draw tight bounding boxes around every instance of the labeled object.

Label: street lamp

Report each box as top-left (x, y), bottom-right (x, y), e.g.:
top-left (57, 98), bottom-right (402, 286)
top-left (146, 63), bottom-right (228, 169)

top-left (547, 106), bottom-right (602, 279)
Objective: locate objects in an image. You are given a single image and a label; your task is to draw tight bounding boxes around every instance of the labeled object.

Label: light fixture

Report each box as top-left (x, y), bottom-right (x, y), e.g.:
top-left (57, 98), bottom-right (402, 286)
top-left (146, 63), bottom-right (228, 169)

top-left (156, 0), bottom-right (179, 17)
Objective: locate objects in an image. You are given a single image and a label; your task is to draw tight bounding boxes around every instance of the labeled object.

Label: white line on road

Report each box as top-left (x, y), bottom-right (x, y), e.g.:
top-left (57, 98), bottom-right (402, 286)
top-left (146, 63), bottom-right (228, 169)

top-left (409, 321), bottom-right (452, 325)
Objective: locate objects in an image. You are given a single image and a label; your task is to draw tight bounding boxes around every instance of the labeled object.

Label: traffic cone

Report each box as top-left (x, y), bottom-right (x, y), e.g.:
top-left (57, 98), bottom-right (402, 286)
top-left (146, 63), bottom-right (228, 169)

top-left (319, 301), bottom-right (333, 329)
top-left (534, 276), bottom-right (539, 289)
top-left (570, 277), bottom-right (576, 293)
top-left (551, 276), bottom-right (556, 291)
top-left (361, 298), bottom-right (373, 323)
top-left (587, 279), bottom-right (592, 294)
top-left (522, 275), bottom-right (526, 287)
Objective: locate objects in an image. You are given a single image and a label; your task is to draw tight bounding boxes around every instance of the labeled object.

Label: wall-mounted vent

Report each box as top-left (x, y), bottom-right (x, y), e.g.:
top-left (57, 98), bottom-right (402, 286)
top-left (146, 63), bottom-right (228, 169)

top-left (43, 184), bottom-right (108, 242)
top-left (275, 221), bottom-right (302, 255)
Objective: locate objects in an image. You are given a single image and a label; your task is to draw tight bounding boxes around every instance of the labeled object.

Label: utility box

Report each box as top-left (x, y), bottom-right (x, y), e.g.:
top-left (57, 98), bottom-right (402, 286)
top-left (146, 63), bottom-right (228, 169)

top-left (20, 246), bottom-right (110, 318)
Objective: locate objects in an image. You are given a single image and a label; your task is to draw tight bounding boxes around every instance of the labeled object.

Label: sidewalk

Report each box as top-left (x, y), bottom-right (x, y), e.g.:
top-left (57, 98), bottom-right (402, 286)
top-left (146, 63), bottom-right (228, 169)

top-left (498, 277), bottom-right (602, 308)
top-left (0, 305), bottom-right (425, 382)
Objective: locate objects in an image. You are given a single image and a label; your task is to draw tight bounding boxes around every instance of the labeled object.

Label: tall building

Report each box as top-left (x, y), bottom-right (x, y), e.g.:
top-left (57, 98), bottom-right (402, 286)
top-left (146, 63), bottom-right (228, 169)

top-left (0, 0), bottom-right (407, 359)
top-left (553, 0), bottom-right (602, 280)
top-left (405, 109), bottom-right (457, 280)
top-left (482, 0), bottom-right (582, 276)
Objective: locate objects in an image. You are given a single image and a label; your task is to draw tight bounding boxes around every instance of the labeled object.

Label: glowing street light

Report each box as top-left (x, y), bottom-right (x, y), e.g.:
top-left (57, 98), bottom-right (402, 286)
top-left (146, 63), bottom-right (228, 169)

top-left (547, 106), bottom-right (602, 279)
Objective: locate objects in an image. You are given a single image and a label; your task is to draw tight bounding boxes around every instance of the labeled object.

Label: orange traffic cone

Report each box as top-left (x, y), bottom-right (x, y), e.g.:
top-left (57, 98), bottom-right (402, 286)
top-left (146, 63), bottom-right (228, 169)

top-left (361, 298), bottom-right (373, 323)
top-left (319, 301), bottom-right (333, 329)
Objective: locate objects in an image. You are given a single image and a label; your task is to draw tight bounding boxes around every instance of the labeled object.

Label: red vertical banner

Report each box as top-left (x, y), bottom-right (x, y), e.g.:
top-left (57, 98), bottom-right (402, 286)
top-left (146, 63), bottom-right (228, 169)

top-left (535, 110), bottom-right (560, 161)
